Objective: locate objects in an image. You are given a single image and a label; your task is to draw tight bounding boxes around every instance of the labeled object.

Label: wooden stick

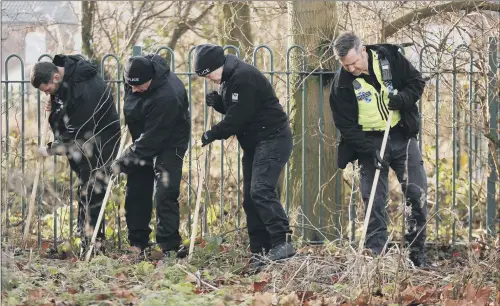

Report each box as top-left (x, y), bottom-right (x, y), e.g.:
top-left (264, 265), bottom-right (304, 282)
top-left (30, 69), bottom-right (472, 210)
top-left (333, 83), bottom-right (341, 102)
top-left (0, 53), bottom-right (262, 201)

top-left (188, 107), bottom-right (213, 261)
top-left (85, 129), bottom-right (129, 262)
top-left (357, 89), bottom-right (398, 254)
top-left (23, 112), bottom-right (50, 243)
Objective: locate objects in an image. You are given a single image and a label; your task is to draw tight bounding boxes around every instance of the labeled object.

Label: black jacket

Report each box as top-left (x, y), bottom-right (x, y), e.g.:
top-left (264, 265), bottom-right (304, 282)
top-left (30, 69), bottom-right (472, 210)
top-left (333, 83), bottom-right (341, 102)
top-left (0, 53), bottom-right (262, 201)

top-left (48, 55), bottom-right (121, 166)
top-left (209, 54), bottom-right (290, 151)
top-left (119, 54), bottom-right (190, 171)
top-left (329, 44), bottom-right (425, 169)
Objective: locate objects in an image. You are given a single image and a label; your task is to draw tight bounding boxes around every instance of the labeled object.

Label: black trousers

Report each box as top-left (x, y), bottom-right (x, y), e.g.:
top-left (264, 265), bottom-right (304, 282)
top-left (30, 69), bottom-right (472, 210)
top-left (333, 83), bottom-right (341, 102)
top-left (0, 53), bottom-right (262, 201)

top-left (358, 132), bottom-right (428, 254)
top-left (242, 127), bottom-right (293, 253)
top-left (69, 142), bottom-right (118, 241)
top-left (124, 147), bottom-right (186, 251)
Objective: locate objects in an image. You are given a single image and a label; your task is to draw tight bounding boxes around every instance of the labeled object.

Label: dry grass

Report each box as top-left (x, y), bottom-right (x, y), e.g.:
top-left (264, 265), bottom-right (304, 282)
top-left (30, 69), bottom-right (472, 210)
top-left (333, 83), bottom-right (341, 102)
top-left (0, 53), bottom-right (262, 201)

top-left (2, 237), bottom-right (498, 306)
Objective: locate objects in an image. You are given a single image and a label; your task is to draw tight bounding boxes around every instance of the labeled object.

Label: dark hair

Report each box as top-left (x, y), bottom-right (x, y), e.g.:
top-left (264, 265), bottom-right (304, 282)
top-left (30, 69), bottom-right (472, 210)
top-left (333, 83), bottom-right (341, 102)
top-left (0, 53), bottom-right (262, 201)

top-left (333, 31), bottom-right (363, 58)
top-left (30, 61), bottom-right (58, 88)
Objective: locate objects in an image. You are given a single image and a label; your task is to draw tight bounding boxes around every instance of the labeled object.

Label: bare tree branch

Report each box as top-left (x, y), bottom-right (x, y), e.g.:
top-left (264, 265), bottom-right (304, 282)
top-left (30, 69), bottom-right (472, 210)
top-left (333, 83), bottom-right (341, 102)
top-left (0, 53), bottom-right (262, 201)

top-left (383, 0), bottom-right (500, 39)
top-left (167, 3), bottom-right (215, 50)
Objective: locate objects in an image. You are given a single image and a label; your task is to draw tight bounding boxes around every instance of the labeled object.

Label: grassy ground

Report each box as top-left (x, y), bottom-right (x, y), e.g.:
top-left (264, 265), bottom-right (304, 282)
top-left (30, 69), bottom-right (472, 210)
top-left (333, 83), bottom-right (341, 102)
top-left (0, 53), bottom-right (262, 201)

top-left (1, 237), bottom-right (499, 306)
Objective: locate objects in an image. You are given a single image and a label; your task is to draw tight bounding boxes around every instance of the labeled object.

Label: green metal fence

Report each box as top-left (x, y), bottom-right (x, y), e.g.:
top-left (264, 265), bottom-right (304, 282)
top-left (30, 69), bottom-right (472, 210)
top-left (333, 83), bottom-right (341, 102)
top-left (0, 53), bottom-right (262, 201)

top-left (1, 40), bottom-right (498, 251)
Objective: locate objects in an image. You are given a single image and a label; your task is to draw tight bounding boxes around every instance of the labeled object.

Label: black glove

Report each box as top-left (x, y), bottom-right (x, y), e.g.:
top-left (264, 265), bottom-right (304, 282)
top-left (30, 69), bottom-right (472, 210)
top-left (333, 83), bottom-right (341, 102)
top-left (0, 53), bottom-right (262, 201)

top-left (372, 150), bottom-right (389, 170)
top-left (206, 91), bottom-right (222, 108)
top-left (201, 130), bottom-right (216, 147)
top-left (387, 93), bottom-right (405, 110)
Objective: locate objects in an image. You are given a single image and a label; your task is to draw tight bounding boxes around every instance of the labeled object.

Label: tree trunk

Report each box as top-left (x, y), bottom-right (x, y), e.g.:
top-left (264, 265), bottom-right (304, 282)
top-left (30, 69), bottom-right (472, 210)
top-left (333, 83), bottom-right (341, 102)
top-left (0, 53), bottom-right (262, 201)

top-left (81, 1), bottom-right (97, 61)
top-left (288, 1), bottom-right (342, 242)
top-left (218, 3), bottom-right (254, 61)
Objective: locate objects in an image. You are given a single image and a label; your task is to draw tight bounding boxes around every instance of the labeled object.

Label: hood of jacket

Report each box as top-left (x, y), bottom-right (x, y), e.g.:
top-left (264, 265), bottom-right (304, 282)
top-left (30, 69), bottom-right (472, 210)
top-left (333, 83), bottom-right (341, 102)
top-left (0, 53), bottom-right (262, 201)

top-left (53, 54), bottom-right (98, 84)
top-left (143, 54), bottom-right (171, 92)
top-left (221, 54), bottom-right (238, 83)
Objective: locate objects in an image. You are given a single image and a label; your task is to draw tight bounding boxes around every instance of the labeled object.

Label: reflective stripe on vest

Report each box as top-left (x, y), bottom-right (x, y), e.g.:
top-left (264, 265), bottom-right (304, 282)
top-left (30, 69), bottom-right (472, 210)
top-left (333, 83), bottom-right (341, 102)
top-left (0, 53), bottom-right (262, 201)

top-left (353, 51), bottom-right (401, 131)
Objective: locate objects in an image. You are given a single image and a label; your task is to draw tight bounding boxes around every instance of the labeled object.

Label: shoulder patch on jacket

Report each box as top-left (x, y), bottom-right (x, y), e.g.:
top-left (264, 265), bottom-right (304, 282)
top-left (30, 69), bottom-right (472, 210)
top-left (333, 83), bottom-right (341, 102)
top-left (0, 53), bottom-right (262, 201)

top-left (231, 93), bottom-right (239, 103)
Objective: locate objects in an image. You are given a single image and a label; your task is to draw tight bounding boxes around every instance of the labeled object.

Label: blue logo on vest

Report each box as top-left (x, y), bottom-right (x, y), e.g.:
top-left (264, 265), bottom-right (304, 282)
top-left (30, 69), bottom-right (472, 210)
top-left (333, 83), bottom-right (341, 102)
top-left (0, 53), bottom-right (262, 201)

top-left (383, 81), bottom-right (394, 92)
top-left (357, 91), bottom-right (372, 103)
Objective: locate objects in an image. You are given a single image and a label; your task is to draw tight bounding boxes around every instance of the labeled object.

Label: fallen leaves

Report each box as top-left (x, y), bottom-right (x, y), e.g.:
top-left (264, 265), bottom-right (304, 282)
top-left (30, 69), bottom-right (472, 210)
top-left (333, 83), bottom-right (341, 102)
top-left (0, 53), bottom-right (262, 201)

top-left (3, 242), bottom-right (497, 306)
top-left (400, 285), bottom-right (440, 305)
top-left (252, 292), bottom-right (277, 306)
top-left (279, 292), bottom-right (300, 306)
top-left (111, 288), bottom-right (137, 302)
top-left (66, 287), bottom-right (78, 295)
top-left (398, 283), bottom-right (492, 306)
top-left (28, 288), bottom-right (45, 301)
top-left (253, 280), bottom-right (268, 292)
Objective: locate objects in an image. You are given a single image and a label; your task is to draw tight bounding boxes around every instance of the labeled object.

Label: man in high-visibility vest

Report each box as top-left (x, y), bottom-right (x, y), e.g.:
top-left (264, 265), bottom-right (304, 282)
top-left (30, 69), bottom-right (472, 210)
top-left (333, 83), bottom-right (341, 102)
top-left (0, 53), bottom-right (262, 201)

top-left (329, 31), bottom-right (429, 267)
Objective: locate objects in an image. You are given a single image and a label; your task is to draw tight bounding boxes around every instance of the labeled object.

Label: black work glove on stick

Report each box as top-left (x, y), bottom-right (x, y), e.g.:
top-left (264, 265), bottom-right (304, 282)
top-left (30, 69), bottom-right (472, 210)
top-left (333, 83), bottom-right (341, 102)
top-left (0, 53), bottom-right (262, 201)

top-left (387, 93), bottom-right (405, 110)
top-left (372, 150), bottom-right (389, 170)
top-left (206, 91), bottom-right (223, 108)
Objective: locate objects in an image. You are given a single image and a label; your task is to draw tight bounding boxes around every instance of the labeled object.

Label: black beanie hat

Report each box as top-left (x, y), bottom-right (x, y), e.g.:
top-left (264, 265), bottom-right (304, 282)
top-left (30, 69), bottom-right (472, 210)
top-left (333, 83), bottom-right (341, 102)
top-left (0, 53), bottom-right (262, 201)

top-left (194, 44), bottom-right (225, 76)
top-left (124, 56), bottom-right (154, 85)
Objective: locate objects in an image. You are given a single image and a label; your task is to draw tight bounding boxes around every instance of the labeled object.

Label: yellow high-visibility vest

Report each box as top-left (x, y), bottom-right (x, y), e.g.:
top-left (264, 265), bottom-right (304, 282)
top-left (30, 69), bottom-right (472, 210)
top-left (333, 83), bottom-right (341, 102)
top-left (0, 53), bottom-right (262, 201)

top-left (353, 51), bottom-right (401, 131)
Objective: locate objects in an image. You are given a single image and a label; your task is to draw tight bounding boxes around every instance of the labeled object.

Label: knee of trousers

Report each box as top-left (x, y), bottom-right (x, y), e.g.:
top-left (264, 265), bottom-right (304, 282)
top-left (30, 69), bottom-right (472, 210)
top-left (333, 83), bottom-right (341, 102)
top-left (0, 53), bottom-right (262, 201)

top-left (249, 181), bottom-right (275, 203)
top-left (155, 187), bottom-right (180, 201)
top-left (402, 184), bottom-right (425, 206)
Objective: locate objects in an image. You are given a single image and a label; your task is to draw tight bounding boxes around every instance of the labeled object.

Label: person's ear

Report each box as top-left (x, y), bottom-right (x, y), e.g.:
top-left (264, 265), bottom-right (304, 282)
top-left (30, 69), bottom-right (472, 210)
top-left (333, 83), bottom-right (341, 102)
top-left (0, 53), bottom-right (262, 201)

top-left (53, 73), bottom-right (60, 83)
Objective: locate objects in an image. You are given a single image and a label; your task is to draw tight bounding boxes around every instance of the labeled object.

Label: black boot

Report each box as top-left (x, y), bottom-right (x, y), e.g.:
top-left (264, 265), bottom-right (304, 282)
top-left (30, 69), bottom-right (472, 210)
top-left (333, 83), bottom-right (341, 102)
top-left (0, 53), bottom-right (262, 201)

top-left (409, 248), bottom-right (431, 268)
top-left (162, 244), bottom-right (188, 259)
top-left (247, 249), bottom-right (268, 271)
top-left (267, 242), bottom-right (296, 261)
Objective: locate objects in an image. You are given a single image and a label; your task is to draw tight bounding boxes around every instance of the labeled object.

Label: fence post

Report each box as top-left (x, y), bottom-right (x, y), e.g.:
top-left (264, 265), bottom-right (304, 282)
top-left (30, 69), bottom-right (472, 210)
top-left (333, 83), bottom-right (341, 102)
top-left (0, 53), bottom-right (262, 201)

top-left (486, 37), bottom-right (498, 237)
top-left (133, 46), bottom-right (142, 56)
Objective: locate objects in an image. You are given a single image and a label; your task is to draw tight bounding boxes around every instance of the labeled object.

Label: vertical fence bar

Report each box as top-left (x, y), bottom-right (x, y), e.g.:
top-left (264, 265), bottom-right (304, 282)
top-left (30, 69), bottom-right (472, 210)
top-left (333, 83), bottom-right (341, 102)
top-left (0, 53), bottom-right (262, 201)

top-left (101, 53), bottom-right (122, 247)
top-left (451, 45), bottom-right (473, 245)
top-left (451, 55), bottom-right (458, 246)
top-left (37, 87), bottom-right (42, 248)
top-left (318, 71), bottom-right (324, 240)
top-left (187, 46), bottom-right (196, 236)
top-left (285, 50), bottom-right (292, 215)
top-left (418, 45), bottom-right (437, 154)
top-left (220, 111), bottom-right (224, 226)
top-left (419, 44), bottom-right (440, 240)
top-left (467, 55), bottom-right (474, 242)
top-left (116, 63), bottom-right (122, 248)
top-left (349, 163), bottom-right (356, 242)
top-left (335, 128), bottom-right (341, 238)
top-left (202, 79), bottom-right (208, 236)
top-left (301, 67), bottom-right (307, 240)
top-left (0, 82), bottom-right (2, 248)
top-left (434, 73), bottom-right (440, 241)
top-left (53, 157), bottom-right (57, 248)
top-left (21, 81), bottom-right (26, 235)
top-left (468, 77), bottom-right (473, 242)
top-left (4, 81), bottom-right (9, 243)
top-left (4, 55), bottom-right (26, 240)
top-left (486, 37), bottom-right (498, 237)
top-left (285, 45), bottom-right (306, 236)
